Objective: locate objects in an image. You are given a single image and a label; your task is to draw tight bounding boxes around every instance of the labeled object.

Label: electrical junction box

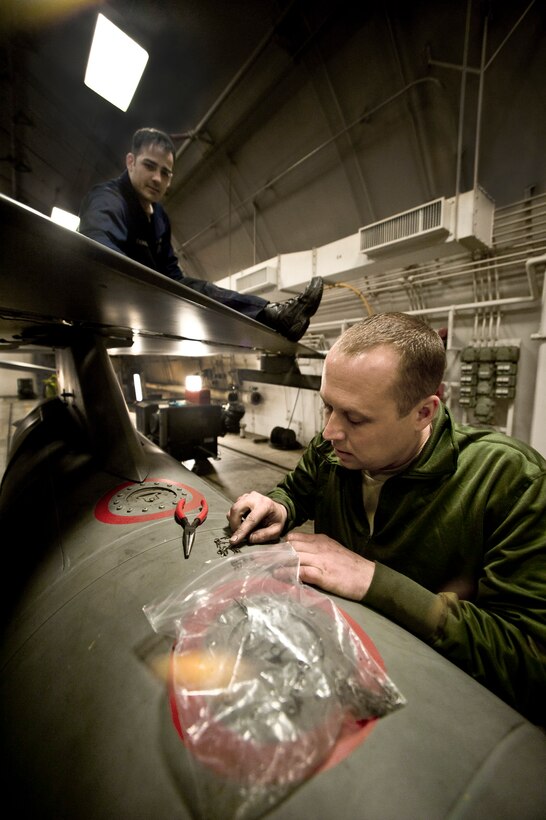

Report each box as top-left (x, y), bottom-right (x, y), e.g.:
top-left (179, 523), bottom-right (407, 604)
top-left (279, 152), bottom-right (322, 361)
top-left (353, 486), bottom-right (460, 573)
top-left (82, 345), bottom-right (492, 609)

top-left (458, 342), bottom-right (520, 413)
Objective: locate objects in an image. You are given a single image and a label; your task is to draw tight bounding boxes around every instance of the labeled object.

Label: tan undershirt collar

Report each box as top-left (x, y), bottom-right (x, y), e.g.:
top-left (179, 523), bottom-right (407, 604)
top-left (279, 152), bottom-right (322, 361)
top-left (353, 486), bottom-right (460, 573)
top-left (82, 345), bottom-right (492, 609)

top-left (362, 425), bottom-right (432, 532)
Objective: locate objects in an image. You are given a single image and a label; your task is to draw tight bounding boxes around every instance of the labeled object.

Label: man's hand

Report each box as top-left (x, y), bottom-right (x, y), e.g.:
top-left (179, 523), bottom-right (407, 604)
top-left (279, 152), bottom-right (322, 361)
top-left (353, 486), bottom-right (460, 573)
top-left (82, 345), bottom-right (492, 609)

top-left (228, 491), bottom-right (288, 545)
top-left (286, 532), bottom-right (375, 601)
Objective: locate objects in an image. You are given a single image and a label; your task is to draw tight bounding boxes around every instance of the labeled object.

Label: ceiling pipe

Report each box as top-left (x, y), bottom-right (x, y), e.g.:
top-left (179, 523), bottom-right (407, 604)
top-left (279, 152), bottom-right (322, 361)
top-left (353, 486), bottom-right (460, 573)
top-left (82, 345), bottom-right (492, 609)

top-left (311, 294), bottom-right (539, 333)
top-left (311, 247), bottom-right (544, 335)
top-left (472, 10), bottom-right (488, 192)
top-left (181, 77), bottom-right (443, 248)
top-left (484, 0), bottom-right (536, 72)
top-left (454, 0), bottom-right (472, 241)
top-left (473, 0), bottom-right (536, 193)
top-left (438, 0), bottom-right (536, 238)
top-left (383, 13), bottom-right (435, 199)
top-left (525, 252), bottom-right (545, 300)
top-left (174, 0), bottom-right (300, 161)
top-left (528, 252), bottom-right (546, 456)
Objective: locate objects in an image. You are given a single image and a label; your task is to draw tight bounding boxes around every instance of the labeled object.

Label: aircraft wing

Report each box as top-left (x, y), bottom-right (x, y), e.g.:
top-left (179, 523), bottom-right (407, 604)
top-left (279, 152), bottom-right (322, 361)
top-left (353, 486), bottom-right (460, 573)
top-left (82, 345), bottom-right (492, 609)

top-left (0, 193), bottom-right (319, 357)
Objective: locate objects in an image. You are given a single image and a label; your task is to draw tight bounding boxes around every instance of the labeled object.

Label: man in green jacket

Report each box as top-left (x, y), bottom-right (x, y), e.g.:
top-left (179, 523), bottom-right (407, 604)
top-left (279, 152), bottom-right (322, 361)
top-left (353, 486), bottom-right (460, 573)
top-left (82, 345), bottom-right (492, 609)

top-left (228, 312), bottom-right (546, 724)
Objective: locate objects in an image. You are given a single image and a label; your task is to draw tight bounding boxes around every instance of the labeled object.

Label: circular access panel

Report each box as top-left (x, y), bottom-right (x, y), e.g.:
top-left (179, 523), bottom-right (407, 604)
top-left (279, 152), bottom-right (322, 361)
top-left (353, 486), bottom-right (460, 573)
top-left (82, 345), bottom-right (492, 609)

top-left (95, 478), bottom-right (204, 524)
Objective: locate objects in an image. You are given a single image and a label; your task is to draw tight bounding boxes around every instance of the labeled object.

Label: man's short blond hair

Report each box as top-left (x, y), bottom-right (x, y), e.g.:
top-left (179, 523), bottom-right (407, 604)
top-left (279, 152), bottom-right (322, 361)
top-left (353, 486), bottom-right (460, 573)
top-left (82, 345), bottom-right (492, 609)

top-left (332, 312), bottom-right (446, 416)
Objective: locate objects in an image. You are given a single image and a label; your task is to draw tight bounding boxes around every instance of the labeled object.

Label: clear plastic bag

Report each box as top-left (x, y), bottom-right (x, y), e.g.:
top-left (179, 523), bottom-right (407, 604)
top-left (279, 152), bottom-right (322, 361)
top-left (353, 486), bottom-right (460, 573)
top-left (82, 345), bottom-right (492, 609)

top-left (144, 544), bottom-right (406, 819)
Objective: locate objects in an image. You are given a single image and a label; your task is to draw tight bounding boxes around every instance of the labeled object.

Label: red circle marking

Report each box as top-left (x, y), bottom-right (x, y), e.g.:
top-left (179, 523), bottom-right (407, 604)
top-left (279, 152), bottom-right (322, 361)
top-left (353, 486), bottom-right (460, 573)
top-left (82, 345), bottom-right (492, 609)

top-left (318, 610), bottom-right (381, 772)
top-left (94, 478), bottom-right (203, 524)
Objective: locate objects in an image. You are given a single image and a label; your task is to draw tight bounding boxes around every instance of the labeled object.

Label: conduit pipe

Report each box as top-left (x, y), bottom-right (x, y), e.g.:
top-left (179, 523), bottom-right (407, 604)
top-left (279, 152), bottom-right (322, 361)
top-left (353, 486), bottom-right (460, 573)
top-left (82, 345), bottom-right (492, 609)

top-left (454, 0), bottom-right (472, 240)
top-left (173, 0), bottom-right (300, 160)
top-left (311, 293), bottom-right (540, 332)
top-left (182, 77), bottom-right (443, 248)
top-left (472, 9), bottom-right (487, 192)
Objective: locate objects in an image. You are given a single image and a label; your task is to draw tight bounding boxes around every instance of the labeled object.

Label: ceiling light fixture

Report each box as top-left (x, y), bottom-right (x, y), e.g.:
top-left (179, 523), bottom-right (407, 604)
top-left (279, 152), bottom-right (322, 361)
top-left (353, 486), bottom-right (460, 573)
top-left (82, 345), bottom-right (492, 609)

top-left (84, 13), bottom-right (149, 112)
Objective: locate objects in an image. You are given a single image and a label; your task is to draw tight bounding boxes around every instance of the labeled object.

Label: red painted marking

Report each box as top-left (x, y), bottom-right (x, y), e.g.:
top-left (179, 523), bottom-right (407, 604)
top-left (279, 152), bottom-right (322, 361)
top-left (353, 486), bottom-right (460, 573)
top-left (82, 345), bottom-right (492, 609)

top-left (317, 610), bottom-right (381, 772)
top-left (94, 478), bottom-right (203, 524)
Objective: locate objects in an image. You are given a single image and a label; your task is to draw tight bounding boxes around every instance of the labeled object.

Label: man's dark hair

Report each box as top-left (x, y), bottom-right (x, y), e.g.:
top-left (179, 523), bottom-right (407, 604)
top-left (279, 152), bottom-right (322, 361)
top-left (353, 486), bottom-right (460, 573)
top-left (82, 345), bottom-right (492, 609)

top-left (333, 312), bottom-right (446, 416)
top-left (131, 128), bottom-right (175, 158)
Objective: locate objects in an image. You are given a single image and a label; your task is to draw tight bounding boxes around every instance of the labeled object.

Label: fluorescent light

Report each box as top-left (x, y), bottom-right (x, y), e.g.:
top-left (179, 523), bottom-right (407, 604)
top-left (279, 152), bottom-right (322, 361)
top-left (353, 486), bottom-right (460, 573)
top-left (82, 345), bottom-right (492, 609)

top-left (133, 373), bottom-right (143, 402)
top-left (84, 13), bottom-right (149, 112)
top-left (51, 207), bottom-right (80, 231)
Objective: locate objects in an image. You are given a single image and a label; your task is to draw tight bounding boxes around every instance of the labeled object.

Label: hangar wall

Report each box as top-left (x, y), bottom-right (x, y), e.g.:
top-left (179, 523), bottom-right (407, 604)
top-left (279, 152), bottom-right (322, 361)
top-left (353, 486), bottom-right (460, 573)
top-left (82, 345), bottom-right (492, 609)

top-left (209, 191), bottom-right (546, 453)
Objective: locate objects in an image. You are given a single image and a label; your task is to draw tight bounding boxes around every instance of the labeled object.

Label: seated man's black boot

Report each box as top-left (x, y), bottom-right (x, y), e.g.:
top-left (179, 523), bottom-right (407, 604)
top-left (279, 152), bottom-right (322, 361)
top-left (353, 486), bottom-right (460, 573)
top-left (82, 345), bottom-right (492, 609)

top-left (259, 276), bottom-right (324, 342)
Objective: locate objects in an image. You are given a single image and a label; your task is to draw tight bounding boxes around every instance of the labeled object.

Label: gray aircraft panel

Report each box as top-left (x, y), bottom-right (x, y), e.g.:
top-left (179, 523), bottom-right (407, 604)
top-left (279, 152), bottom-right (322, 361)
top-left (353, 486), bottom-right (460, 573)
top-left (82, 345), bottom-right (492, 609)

top-left (0, 194), bottom-right (317, 357)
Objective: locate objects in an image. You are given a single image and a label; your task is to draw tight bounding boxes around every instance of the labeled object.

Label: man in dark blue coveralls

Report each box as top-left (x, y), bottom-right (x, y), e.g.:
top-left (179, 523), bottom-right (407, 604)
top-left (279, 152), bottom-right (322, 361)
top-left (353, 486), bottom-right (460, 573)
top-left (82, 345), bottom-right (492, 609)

top-left (79, 128), bottom-right (323, 342)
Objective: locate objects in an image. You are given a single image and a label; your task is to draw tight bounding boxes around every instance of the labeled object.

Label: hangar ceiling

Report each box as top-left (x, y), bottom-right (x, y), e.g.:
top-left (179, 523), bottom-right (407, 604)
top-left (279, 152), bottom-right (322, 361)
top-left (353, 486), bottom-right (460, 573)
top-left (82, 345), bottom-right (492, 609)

top-left (1, 0), bottom-right (544, 288)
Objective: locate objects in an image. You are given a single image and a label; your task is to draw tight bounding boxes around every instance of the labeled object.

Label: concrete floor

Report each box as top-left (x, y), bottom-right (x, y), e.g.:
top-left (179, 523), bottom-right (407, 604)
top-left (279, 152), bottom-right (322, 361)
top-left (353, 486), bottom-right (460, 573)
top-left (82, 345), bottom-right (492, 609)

top-left (187, 431), bottom-right (305, 502)
top-left (0, 396), bottom-right (305, 504)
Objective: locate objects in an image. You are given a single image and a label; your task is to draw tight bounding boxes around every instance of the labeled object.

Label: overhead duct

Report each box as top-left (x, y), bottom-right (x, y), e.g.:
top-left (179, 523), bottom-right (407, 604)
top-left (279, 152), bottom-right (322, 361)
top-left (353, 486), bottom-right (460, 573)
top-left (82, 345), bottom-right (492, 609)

top-left (360, 197), bottom-right (448, 255)
top-left (235, 265), bottom-right (278, 294)
top-left (218, 189), bottom-right (496, 296)
top-left (359, 189), bottom-right (494, 258)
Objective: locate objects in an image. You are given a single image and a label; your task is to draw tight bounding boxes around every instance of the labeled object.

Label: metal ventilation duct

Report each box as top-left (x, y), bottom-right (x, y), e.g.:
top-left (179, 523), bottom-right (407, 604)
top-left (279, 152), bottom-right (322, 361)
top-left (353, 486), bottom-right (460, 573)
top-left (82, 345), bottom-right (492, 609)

top-left (359, 189), bottom-right (494, 257)
top-left (235, 265), bottom-right (278, 294)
